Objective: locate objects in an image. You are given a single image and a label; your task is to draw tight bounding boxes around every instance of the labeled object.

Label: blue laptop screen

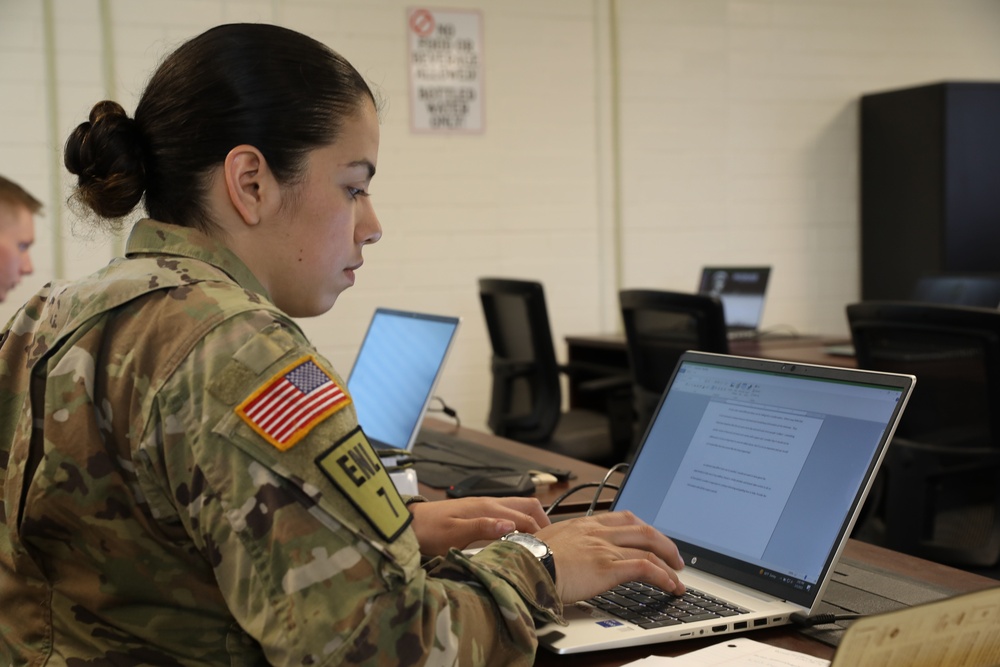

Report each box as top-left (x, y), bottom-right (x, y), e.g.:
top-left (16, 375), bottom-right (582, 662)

top-left (347, 309), bottom-right (459, 451)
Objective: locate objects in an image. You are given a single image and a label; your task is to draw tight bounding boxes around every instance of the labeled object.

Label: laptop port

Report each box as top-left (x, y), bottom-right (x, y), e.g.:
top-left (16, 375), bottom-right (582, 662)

top-left (712, 624), bottom-right (728, 633)
top-left (734, 621), bottom-right (748, 630)
top-left (753, 618), bottom-right (768, 627)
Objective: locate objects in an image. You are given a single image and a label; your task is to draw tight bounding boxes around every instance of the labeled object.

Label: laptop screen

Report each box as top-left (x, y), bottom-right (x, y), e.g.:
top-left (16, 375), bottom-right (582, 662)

top-left (614, 352), bottom-right (912, 608)
top-left (347, 308), bottom-right (460, 452)
top-left (697, 267), bottom-right (771, 330)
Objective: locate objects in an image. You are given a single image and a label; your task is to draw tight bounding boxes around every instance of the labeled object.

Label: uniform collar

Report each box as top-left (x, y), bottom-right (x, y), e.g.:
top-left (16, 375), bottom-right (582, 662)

top-left (124, 218), bottom-right (270, 299)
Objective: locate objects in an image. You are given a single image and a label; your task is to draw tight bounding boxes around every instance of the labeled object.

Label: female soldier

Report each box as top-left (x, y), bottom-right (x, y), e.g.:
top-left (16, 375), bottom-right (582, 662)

top-left (0, 23), bottom-right (682, 666)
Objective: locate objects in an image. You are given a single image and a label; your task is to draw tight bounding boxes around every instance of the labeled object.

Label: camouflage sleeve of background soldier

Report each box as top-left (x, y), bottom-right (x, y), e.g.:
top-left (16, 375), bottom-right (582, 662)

top-left (135, 312), bottom-right (563, 667)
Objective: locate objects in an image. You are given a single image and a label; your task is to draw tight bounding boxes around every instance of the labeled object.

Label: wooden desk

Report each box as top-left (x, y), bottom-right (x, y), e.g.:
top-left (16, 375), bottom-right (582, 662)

top-left (417, 418), bottom-right (999, 666)
top-left (418, 418), bottom-right (620, 514)
top-left (566, 332), bottom-right (855, 371)
top-left (565, 333), bottom-right (855, 409)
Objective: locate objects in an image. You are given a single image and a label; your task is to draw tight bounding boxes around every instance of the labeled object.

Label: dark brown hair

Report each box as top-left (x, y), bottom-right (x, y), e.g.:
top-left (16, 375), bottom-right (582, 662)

top-left (64, 23), bottom-right (376, 232)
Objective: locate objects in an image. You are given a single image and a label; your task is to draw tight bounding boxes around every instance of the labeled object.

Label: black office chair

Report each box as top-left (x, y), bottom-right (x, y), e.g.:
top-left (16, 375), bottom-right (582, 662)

top-left (847, 301), bottom-right (1000, 568)
top-left (619, 289), bottom-right (729, 459)
top-left (478, 278), bottom-right (632, 466)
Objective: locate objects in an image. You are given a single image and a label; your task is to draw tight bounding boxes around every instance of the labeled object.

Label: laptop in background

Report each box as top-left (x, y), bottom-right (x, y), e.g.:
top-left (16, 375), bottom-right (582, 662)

top-left (347, 308), bottom-right (460, 452)
top-left (538, 350), bottom-right (914, 654)
top-left (697, 266), bottom-right (771, 339)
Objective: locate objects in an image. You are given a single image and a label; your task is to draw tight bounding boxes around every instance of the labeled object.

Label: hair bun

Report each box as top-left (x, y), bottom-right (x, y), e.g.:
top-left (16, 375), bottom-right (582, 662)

top-left (64, 100), bottom-right (147, 219)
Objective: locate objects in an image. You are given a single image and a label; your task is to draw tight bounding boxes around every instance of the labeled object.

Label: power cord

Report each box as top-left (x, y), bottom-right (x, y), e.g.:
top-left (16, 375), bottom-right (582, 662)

top-left (374, 447), bottom-right (522, 475)
top-left (544, 463), bottom-right (629, 516)
top-left (586, 462), bottom-right (630, 516)
top-left (790, 612), bottom-right (863, 627)
top-left (379, 446), bottom-right (629, 513)
top-left (428, 395), bottom-right (460, 427)
top-left (545, 482), bottom-right (622, 516)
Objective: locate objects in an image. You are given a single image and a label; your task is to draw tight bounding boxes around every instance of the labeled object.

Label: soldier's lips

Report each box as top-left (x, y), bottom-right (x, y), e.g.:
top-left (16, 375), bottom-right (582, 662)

top-left (345, 261), bottom-right (363, 286)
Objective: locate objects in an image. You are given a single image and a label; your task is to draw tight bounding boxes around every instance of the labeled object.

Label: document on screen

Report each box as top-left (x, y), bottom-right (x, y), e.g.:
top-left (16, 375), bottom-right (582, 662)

top-left (655, 401), bottom-right (821, 558)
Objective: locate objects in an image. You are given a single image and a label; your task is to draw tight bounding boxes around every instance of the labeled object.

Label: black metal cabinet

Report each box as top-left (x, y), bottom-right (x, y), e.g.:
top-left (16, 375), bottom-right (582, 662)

top-left (860, 82), bottom-right (1000, 300)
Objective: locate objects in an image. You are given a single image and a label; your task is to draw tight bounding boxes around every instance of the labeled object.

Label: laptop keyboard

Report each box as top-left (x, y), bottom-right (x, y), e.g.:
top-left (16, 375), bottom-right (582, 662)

top-left (589, 582), bottom-right (749, 629)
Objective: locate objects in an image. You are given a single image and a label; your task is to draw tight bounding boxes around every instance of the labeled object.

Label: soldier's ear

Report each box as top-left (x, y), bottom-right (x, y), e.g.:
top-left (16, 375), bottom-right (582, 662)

top-left (223, 145), bottom-right (277, 226)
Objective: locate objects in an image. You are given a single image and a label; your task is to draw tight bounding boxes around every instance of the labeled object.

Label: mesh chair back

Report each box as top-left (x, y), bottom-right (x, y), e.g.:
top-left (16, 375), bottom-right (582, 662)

top-left (848, 301), bottom-right (1000, 446)
top-left (848, 302), bottom-right (1000, 566)
top-left (619, 289), bottom-right (729, 440)
top-left (479, 278), bottom-right (561, 442)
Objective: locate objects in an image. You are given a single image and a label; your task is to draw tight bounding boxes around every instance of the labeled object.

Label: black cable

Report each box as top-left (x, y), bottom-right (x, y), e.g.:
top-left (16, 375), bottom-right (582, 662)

top-left (586, 462), bottom-right (630, 516)
top-left (375, 447), bottom-right (412, 459)
top-left (377, 447), bottom-right (523, 475)
top-left (545, 482), bottom-right (621, 516)
top-left (789, 612), bottom-right (863, 627)
top-left (429, 395), bottom-right (460, 427)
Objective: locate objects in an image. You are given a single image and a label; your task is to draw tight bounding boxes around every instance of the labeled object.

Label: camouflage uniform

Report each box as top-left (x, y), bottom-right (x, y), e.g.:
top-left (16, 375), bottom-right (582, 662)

top-left (0, 219), bottom-right (561, 666)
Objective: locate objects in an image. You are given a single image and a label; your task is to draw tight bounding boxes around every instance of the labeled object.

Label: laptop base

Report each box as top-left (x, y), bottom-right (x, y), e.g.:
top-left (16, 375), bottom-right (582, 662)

top-left (800, 556), bottom-right (955, 647)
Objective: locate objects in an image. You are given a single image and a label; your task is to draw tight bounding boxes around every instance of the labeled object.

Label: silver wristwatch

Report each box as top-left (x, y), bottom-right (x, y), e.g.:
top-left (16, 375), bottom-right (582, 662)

top-left (501, 532), bottom-right (556, 582)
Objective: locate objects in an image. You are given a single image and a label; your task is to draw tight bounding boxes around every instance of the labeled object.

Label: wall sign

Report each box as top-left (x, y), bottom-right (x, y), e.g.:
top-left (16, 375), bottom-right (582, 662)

top-left (407, 7), bottom-right (484, 133)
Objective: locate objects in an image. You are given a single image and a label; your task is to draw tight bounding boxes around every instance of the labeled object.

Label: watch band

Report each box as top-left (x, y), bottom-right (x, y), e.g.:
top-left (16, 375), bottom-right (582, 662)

top-left (501, 532), bottom-right (556, 583)
top-left (539, 549), bottom-right (556, 583)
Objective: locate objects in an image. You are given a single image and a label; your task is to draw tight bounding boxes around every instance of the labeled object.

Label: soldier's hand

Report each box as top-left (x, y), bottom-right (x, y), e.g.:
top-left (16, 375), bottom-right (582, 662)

top-left (410, 497), bottom-right (551, 556)
top-left (535, 511), bottom-right (685, 603)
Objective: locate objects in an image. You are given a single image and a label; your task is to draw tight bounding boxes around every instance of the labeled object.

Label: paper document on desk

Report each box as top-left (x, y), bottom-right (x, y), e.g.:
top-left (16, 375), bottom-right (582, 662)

top-left (831, 586), bottom-right (1000, 667)
top-left (622, 638), bottom-right (830, 666)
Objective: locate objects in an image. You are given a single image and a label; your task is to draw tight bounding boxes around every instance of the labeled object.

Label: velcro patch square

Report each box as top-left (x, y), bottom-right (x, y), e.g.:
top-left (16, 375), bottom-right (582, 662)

top-left (316, 427), bottom-right (412, 542)
top-left (237, 355), bottom-right (350, 451)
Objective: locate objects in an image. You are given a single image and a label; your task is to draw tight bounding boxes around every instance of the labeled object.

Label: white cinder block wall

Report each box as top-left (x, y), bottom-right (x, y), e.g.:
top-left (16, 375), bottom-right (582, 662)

top-left (615, 1), bottom-right (1000, 337)
top-left (3, 0), bottom-right (1000, 433)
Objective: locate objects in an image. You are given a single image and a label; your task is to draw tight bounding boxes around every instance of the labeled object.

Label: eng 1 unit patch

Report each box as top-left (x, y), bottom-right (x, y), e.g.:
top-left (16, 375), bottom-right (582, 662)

top-left (236, 355), bottom-right (351, 451)
top-left (316, 427), bottom-right (411, 542)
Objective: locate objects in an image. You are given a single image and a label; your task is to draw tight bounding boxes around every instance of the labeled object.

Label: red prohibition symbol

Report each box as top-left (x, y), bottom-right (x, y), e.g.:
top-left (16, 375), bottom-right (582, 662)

top-left (409, 9), bottom-right (435, 37)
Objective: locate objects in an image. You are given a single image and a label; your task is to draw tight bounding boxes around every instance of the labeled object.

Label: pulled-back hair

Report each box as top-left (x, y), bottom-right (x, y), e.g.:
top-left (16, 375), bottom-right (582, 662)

top-left (64, 23), bottom-right (377, 233)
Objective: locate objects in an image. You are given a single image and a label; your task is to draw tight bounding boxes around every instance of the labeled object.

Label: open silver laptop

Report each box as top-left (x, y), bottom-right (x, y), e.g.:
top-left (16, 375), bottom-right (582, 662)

top-left (347, 308), bottom-right (460, 452)
top-left (697, 266), bottom-right (771, 339)
top-left (538, 351), bottom-right (914, 654)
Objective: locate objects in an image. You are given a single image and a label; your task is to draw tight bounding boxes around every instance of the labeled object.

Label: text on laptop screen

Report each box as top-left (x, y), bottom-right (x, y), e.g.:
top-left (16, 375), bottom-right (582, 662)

top-left (347, 309), bottom-right (459, 451)
top-left (616, 359), bottom-right (906, 604)
top-left (698, 267), bottom-right (771, 330)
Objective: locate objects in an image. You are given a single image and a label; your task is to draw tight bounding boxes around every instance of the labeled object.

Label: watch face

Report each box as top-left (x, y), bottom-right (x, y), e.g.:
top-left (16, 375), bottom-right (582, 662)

top-left (505, 532), bottom-right (549, 558)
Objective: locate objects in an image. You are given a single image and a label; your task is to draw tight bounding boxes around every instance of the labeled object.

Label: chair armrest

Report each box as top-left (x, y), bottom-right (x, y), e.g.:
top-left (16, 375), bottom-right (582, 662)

top-left (577, 373), bottom-right (632, 394)
top-left (492, 359), bottom-right (535, 380)
top-left (558, 361), bottom-right (631, 395)
top-left (559, 360), bottom-right (621, 377)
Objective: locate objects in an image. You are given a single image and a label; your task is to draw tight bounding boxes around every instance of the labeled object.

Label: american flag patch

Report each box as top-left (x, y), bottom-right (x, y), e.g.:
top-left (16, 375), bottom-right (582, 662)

top-left (236, 356), bottom-right (350, 451)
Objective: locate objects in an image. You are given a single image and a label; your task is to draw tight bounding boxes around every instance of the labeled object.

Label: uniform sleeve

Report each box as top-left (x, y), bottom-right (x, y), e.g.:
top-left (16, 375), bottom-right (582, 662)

top-left (137, 314), bottom-right (562, 667)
